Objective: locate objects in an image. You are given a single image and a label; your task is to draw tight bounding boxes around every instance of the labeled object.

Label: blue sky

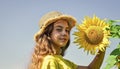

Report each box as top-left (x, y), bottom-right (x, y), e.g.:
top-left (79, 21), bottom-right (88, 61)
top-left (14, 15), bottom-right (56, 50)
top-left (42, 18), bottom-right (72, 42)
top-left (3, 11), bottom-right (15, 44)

top-left (0, 0), bottom-right (120, 69)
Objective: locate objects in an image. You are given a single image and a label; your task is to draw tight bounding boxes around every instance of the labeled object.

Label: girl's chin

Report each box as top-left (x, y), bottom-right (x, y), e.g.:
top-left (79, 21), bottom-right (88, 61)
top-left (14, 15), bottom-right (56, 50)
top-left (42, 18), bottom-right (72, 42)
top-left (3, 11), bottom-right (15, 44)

top-left (59, 43), bottom-right (67, 47)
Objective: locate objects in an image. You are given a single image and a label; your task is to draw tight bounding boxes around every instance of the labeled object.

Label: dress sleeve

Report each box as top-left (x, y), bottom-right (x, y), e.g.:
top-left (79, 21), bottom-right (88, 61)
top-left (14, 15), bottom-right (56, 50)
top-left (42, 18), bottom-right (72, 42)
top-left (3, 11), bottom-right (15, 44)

top-left (64, 59), bottom-right (78, 69)
top-left (41, 58), bottom-right (59, 69)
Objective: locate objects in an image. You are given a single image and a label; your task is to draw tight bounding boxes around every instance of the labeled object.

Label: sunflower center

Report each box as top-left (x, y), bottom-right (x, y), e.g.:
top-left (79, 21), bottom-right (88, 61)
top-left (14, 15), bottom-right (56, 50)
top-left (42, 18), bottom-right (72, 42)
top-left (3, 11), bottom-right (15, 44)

top-left (85, 26), bottom-right (104, 45)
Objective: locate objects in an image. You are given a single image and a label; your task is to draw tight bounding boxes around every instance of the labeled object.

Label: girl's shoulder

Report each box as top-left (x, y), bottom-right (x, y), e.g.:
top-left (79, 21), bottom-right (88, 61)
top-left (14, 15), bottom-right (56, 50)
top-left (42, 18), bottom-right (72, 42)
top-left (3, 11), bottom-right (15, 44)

top-left (43, 55), bottom-right (63, 61)
top-left (42, 55), bottom-right (78, 69)
top-left (41, 55), bottom-right (60, 69)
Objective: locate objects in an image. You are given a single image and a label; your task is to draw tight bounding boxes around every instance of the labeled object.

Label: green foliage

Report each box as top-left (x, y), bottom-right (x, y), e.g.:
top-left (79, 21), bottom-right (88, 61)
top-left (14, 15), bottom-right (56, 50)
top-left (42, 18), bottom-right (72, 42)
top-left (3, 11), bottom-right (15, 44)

top-left (104, 55), bottom-right (117, 69)
top-left (107, 20), bottom-right (120, 38)
top-left (104, 20), bottom-right (120, 69)
top-left (104, 43), bottom-right (120, 69)
top-left (110, 46), bottom-right (120, 56)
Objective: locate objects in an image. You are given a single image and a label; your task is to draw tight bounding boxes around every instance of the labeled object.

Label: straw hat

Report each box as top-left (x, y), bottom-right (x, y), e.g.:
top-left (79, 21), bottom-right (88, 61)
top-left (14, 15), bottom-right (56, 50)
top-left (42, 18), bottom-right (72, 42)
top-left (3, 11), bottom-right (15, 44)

top-left (34, 11), bottom-right (77, 42)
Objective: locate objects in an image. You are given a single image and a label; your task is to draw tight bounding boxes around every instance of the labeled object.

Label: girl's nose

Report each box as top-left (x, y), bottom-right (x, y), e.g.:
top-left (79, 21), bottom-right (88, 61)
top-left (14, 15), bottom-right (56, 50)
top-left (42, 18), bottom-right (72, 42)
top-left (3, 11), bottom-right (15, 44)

top-left (62, 30), bottom-right (67, 36)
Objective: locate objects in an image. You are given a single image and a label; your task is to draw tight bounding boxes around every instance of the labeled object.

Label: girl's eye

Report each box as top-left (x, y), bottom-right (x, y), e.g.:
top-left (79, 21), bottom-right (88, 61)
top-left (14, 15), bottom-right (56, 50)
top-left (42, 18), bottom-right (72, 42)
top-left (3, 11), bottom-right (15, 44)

top-left (56, 28), bottom-right (62, 32)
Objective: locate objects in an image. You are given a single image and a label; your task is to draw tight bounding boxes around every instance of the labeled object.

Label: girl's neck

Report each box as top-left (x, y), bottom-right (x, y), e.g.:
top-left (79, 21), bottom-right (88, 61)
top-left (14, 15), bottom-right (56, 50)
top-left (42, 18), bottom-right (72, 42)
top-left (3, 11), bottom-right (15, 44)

top-left (53, 45), bottom-right (61, 55)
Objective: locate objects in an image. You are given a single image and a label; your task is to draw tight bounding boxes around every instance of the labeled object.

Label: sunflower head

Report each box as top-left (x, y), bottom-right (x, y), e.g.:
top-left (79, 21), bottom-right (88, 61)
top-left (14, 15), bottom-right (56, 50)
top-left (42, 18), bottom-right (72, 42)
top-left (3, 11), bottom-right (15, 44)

top-left (73, 15), bottom-right (110, 54)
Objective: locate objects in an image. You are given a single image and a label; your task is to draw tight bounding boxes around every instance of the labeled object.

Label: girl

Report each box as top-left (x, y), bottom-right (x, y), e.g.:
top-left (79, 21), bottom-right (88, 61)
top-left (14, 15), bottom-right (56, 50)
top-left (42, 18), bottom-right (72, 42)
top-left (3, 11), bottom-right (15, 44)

top-left (29, 11), bottom-right (105, 69)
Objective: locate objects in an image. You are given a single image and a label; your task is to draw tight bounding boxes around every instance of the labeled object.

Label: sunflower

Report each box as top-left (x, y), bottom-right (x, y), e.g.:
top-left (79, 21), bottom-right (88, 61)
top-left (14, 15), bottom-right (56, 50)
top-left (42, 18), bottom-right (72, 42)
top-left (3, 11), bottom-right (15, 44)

top-left (73, 15), bottom-right (110, 54)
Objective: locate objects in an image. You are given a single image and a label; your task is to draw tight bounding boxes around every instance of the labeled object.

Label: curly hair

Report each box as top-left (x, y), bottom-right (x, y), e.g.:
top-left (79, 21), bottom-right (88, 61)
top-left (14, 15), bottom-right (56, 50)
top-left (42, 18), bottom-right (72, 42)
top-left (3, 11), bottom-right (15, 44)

top-left (29, 23), bottom-right (70, 69)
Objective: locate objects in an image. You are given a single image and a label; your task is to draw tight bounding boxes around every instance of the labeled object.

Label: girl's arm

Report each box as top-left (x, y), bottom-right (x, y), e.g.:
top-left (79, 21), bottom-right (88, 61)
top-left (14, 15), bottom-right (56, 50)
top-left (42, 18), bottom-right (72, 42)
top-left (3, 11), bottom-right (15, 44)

top-left (77, 50), bottom-right (106, 69)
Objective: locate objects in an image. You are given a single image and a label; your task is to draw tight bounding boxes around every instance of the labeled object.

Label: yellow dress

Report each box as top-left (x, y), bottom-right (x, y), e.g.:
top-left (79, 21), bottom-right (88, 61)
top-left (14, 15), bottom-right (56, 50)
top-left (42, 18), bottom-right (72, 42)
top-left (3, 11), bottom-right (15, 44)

top-left (41, 55), bottom-right (78, 69)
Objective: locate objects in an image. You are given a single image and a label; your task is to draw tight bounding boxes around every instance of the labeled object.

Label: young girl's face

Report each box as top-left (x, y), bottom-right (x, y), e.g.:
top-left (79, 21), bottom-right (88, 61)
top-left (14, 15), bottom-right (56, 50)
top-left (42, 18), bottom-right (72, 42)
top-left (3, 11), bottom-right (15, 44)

top-left (50, 19), bottom-right (70, 48)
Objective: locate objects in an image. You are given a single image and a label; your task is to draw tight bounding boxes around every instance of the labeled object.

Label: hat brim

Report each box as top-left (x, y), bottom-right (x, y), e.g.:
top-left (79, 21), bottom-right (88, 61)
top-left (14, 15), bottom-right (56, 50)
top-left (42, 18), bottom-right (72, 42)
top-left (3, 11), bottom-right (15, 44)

top-left (34, 14), bottom-right (76, 42)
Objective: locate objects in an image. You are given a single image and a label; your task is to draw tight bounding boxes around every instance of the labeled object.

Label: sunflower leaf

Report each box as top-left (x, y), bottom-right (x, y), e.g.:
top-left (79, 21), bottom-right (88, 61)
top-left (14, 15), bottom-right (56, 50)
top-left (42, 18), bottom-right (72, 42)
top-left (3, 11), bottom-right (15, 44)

top-left (110, 48), bottom-right (120, 56)
top-left (107, 20), bottom-right (120, 38)
top-left (104, 43), bottom-right (120, 69)
top-left (110, 43), bottom-right (120, 56)
top-left (104, 55), bottom-right (117, 69)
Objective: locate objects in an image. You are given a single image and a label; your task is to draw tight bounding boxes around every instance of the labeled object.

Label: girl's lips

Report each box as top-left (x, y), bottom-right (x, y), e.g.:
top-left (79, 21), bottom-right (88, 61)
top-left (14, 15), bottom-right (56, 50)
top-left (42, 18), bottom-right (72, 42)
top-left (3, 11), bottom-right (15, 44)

top-left (59, 38), bottom-right (67, 42)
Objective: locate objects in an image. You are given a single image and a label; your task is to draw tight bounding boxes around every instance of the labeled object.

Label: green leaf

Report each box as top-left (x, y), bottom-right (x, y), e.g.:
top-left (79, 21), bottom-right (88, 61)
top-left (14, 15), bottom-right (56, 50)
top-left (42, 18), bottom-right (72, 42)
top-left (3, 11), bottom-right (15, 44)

top-left (106, 55), bottom-right (116, 63)
top-left (104, 55), bottom-right (117, 69)
top-left (108, 20), bottom-right (120, 38)
top-left (110, 48), bottom-right (120, 55)
top-left (117, 43), bottom-right (120, 48)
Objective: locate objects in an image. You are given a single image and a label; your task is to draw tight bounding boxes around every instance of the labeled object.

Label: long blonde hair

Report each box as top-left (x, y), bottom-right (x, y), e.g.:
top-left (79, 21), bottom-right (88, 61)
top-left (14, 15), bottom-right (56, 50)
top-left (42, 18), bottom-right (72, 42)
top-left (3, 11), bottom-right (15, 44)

top-left (29, 23), bottom-right (70, 69)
